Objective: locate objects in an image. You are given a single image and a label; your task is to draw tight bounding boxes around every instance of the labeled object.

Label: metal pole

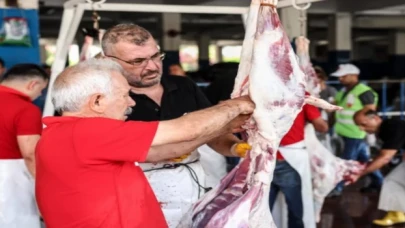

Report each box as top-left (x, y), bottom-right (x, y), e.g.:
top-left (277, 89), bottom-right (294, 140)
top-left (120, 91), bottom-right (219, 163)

top-left (400, 82), bottom-right (405, 120)
top-left (42, 4), bottom-right (86, 117)
top-left (78, 0), bottom-right (324, 14)
top-left (382, 81), bottom-right (387, 119)
top-left (241, 13), bottom-right (248, 29)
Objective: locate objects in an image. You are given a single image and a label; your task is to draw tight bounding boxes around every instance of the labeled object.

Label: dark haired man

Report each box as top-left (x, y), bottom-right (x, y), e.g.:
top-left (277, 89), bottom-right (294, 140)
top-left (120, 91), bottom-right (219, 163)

top-left (0, 63), bottom-right (48, 227)
top-left (102, 23), bottom-right (249, 227)
top-left (352, 109), bottom-right (405, 226)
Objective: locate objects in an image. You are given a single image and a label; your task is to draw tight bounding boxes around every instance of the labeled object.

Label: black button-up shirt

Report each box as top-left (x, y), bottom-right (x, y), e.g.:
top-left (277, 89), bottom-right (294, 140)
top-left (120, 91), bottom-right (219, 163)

top-left (378, 119), bottom-right (405, 150)
top-left (126, 75), bottom-right (212, 121)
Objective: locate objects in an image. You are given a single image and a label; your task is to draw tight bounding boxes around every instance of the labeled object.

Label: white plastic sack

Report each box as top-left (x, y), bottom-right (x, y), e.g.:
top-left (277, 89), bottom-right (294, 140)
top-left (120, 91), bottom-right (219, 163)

top-left (0, 159), bottom-right (41, 228)
top-left (378, 162), bottom-right (405, 212)
top-left (198, 144), bottom-right (228, 188)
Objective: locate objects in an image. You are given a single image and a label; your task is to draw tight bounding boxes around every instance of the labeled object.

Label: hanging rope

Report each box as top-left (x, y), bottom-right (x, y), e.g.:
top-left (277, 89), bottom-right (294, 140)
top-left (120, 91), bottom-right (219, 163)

top-left (292, 0), bottom-right (311, 36)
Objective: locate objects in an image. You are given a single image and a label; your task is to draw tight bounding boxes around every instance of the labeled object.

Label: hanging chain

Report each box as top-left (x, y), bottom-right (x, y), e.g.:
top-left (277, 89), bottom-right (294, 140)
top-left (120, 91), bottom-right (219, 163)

top-left (291, 0), bottom-right (311, 36)
top-left (299, 9), bottom-right (306, 36)
top-left (86, 0), bottom-right (107, 30)
top-left (92, 10), bottom-right (100, 30)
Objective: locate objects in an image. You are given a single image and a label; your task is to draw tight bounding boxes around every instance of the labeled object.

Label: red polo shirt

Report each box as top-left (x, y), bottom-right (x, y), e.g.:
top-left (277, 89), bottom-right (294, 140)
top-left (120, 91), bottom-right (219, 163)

top-left (0, 85), bottom-right (42, 159)
top-left (277, 103), bottom-right (321, 160)
top-left (35, 117), bottom-right (167, 228)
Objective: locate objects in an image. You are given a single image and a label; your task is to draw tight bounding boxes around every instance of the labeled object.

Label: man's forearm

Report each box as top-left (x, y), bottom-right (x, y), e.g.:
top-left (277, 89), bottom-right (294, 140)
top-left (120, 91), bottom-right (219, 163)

top-left (178, 100), bottom-right (245, 141)
top-left (24, 157), bottom-right (36, 178)
top-left (151, 97), bottom-right (253, 147)
top-left (362, 155), bottom-right (391, 176)
top-left (208, 134), bottom-right (243, 157)
top-left (147, 127), bottom-right (228, 163)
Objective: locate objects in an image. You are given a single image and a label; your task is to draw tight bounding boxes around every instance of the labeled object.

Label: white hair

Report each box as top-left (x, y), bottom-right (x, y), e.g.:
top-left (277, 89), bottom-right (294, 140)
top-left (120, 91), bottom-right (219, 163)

top-left (52, 58), bottom-right (125, 112)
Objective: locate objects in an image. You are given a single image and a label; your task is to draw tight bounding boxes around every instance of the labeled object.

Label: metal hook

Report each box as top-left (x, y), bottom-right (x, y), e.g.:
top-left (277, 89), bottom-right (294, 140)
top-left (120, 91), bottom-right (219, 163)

top-left (291, 0), bottom-right (311, 35)
top-left (85, 0), bottom-right (107, 4)
top-left (291, 0), bottom-right (311, 11)
top-left (85, 0), bottom-right (106, 30)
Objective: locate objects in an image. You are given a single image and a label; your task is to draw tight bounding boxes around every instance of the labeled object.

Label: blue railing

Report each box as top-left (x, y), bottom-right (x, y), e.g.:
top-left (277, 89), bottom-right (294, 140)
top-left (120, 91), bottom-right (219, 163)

top-left (197, 80), bottom-right (405, 120)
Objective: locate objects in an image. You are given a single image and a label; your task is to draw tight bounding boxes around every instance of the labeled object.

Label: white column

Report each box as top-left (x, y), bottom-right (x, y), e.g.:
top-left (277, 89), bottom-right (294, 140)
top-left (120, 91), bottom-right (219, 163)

top-left (161, 13), bottom-right (182, 75)
top-left (389, 30), bottom-right (405, 78)
top-left (389, 31), bottom-right (405, 56)
top-left (43, 4), bottom-right (85, 117)
top-left (198, 34), bottom-right (210, 69)
top-left (280, 7), bottom-right (307, 40)
top-left (328, 12), bottom-right (352, 64)
top-left (328, 12), bottom-right (352, 51)
top-left (162, 13), bottom-right (181, 52)
top-left (216, 45), bottom-right (223, 63)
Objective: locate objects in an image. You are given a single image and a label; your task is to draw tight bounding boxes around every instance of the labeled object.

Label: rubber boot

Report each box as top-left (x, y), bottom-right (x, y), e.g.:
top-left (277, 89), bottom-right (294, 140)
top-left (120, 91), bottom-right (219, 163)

top-left (373, 211), bottom-right (405, 226)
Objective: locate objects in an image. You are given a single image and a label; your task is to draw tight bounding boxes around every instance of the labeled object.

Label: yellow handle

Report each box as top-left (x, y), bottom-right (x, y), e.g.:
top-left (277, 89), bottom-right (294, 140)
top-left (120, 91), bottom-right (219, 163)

top-left (233, 143), bottom-right (252, 158)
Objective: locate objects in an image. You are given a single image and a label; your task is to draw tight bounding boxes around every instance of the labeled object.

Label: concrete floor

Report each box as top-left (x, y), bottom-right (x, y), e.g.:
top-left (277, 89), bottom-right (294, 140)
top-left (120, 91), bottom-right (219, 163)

top-left (318, 184), bottom-right (405, 228)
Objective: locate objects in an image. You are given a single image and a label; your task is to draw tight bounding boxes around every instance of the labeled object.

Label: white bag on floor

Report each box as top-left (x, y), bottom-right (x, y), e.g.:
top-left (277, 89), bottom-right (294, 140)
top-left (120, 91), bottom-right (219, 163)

top-left (378, 162), bottom-right (405, 212)
top-left (0, 159), bottom-right (41, 228)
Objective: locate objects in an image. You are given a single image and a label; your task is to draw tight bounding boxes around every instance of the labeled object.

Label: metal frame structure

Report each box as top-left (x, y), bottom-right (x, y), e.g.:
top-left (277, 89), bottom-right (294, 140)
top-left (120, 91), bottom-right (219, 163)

top-left (43, 0), bottom-right (323, 117)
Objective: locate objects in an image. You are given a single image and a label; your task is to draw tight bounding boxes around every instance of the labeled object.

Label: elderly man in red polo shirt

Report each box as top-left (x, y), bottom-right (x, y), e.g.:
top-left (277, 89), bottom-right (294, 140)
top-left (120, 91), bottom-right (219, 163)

top-left (0, 64), bottom-right (49, 228)
top-left (35, 58), bottom-right (254, 228)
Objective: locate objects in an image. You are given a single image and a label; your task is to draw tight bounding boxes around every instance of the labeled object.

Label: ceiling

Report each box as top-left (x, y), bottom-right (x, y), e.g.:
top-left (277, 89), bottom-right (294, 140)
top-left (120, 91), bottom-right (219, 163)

top-left (37, 0), bottom-right (405, 44)
top-left (39, 0), bottom-right (405, 10)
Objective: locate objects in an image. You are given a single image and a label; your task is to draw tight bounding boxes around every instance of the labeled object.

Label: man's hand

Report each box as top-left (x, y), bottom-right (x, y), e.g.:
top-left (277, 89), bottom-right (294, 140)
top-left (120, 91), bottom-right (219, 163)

top-left (226, 95), bottom-right (255, 115)
top-left (344, 173), bottom-right (362, 186)
top-left (231, 142), bottom-right (252, 158)
top-left (227, 114), bottom-right (251, 133)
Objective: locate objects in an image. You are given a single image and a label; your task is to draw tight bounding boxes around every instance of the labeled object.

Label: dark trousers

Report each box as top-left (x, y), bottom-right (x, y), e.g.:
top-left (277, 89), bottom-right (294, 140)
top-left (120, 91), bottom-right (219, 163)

top-left (269, 160), bottom-right (304, 228)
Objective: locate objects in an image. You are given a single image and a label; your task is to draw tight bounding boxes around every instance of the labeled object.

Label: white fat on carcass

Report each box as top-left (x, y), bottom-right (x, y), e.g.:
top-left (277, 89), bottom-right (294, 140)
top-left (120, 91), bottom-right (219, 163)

top-left (178, 1), bottom-right (342, 227)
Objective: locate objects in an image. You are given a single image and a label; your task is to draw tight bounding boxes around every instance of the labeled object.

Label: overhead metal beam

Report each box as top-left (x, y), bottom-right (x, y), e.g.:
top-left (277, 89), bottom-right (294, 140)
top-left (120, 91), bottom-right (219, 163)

top-left (82, 3), bottom-right (249, 14)
top-left (353, 16), bottom-right (405, 29)
top-left (308, 16), bottom-right (405, 29)
top-left (78, 0), bottom-right (324, 14)
top-left (338, 0), bottom-right (405, 12)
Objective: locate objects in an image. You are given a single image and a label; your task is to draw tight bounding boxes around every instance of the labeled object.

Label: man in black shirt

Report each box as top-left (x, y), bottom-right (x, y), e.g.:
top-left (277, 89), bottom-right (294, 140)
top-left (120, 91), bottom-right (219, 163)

top-left (101, 24), bottom-right (250, 228)
top-left (352, 109), bottom-right (405, 226)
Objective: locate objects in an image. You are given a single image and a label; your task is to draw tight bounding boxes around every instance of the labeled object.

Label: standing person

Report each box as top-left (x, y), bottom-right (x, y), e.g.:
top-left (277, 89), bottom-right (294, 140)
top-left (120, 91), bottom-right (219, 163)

top-left (101, 23), bottom-right (251, 227)
top-left (330, 63), bottom-right (382, 195)
top-left (0, 64), bottom-right (49, 228)
top-left (314, 66), bottom-right (337, 151)
top-left (314, 66), bottom-right (337, 104)
top-left (35, 58), bottom-right (255, 228)
top-left (352, 109), bottom-right (405, 226)
top-left (271, 98), bottom-right (329, 228)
